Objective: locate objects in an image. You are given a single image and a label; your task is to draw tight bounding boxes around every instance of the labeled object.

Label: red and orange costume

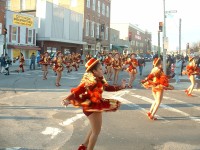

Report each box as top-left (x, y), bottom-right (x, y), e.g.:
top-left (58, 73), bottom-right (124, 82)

top-left (112, 58), bottom-right (122, 70)
top-left (39, 54), bottom-right (51, 66)
top-left (141, 66), bottom-right (174, 92)
top-left (52, 56), bottom-right (64, 72)
top-left (104, 55), bottom-right (113, 67)
top-left (186, 65), bottom-right (200, 76)
top-left (125, 58), bottom-right (138, 74)
top-left (64, 72), bottom-right (122, 113)
top-left (63, 58), bottom-right (123, 115)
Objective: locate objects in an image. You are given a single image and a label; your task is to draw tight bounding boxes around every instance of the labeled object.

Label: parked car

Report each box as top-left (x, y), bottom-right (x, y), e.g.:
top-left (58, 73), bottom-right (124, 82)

top-left (144, 54), bottom-right (153, 61)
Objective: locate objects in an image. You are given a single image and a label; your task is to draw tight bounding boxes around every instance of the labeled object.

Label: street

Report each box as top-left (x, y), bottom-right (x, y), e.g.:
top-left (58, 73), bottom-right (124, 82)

top-left (0, 62), bottom-right (200, 150)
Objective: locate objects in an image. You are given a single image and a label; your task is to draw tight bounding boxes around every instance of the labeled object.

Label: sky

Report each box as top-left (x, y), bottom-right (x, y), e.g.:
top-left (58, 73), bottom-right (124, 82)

top-left (110, 0), bottom-right (200, 51)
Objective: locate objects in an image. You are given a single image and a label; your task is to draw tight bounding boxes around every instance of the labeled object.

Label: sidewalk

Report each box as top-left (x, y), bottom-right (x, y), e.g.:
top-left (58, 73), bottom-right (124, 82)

top-left (9, 64), bottom-right (41, 72)
top-left (170, 75), bottom-right (200, 92)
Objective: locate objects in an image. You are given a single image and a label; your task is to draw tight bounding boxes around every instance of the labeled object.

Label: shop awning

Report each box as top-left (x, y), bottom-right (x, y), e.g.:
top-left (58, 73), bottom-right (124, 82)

top-left (7, 45), bottom-right (41, 50)
top-left (112, 45), bottom-right (123, 53)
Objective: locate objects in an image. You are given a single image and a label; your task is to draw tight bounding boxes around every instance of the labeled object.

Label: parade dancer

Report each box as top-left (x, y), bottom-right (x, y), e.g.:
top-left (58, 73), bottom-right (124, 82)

top-left (112, 53), bottom-right (122, 85)
top-left (104, 53), bottom-right (113, 80)
top-left (61, 58), bottom-right (126, 150)
top-left (65, 54), bottom-right (73, 73)
top-left (184, 56), bottom-right (200, 96)
top-left (15, 53), bottom-right (25, 73)
top-left (124, 53), bottom-right (138, 88)
top-left (141, 58), bottom-right (174, 120)
top-left (39, 52), bottom-right (51, 80)
top-left (52, 51), bottom-right (64, 87)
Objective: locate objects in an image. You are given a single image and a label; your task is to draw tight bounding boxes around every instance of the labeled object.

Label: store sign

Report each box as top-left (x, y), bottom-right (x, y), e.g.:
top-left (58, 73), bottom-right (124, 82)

top-left (13, 14), bottom-right (34, 27)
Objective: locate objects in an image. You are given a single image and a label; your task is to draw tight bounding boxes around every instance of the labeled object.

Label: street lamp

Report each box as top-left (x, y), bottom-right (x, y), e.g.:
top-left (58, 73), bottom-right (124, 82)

top-left (163, 0), bottom-right (177, 74)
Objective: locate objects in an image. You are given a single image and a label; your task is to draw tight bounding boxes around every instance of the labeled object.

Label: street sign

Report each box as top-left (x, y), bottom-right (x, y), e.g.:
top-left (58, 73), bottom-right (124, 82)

top-left (166, 10), bottom-right (177, 13)
top-left (164, 37), bottom-right (168, 49)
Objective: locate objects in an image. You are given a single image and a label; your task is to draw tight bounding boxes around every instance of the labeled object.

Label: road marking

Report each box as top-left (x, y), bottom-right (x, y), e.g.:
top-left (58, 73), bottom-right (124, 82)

top-left (59, 113), bottom-right (85, 126)
top-left (41, 127), bottom-right (62, 139)
top-left (112, 93), bottom-right (167, 122)
top-left (5, 147), bottom-right (23, 150)
top-left (0, 92), bottom-right (29, 100)
top-left (131, 94), bottom-right (200, 123)
top-left (164, 96), bottom-right (200, 111)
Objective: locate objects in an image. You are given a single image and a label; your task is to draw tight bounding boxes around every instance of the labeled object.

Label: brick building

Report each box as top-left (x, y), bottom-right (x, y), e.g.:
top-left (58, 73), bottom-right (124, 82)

top-left (111, 23), bottom-right (152, 55)
top-left (0, 0), bottom-right (6, 55)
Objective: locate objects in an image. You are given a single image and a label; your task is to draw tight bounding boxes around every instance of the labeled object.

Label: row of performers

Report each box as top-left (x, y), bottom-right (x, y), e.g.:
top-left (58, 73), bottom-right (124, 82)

top-left (42, 52), bottom-right (141, 88)
top-left (39, 51), bottom-right (83, 86)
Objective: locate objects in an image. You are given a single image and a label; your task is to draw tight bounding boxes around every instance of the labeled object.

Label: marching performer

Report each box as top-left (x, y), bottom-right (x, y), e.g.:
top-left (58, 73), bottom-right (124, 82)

top-left (39, 52), bottom-right (51, 80)
top-left (184, 56), bottom-right (200, 96)
top-left (14, 53), bottom-right (25, 73)
top-left (61, 58), bottom-right (126, 150)
top-left (141, 58), bottom-right (174, 120)
top-left (104, 53), bottom-right (113, 80)
top-left (52, 51), bottom-right (64, 87)
top-left (65, 53), bottom-right (73, 73)
top-left (112, 53), bottom-right (122, 85)
top-left (124, 53), bottom-right (138, 88)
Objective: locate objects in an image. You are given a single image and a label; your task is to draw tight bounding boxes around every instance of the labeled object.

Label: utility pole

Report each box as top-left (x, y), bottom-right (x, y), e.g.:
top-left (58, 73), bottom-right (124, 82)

top-left (179, 18), bottom-right (181, 54)
top-left (158, 31), bottom-right (160, 57)
top-left (163, 0), bottom-right (167, 74)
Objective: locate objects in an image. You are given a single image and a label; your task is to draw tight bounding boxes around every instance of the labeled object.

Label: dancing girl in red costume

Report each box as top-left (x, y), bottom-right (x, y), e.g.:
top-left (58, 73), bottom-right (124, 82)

top-left (52, 51), bottom-right (64, 87)
top-left (141, 58), bottom-right (174, 120)
top-left (14, 52), bottom-right (25, 73)
top-left (124, 53), bottom-right (138, 88)
top-left (183, 56), bottom-right (200, 96)
top-left (61, 58), bottom-right (126, 150)
top-left (39, 52), bottom-right (51, 80)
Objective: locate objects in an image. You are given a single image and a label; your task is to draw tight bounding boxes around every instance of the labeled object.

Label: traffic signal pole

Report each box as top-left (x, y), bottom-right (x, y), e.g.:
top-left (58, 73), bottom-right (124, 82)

top-left (163, 0), bottom-right (167, 74)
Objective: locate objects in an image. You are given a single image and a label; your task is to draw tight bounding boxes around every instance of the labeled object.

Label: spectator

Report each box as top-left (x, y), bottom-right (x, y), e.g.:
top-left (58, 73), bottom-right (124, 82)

top-left (30, 53), bottom-right (36, 70)
top-left (174, 55), bottom-right (182, 83)
top-left (36, 52), bottom-right (41, 68)
top-left (138, 57), bottom-right (145, 76)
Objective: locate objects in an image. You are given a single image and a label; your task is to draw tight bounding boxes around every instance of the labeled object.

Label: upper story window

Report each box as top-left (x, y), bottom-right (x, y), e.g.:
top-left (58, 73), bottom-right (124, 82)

top-left (85, 19), bottom-right (90, 36)
top-left (97, 1), bottom-right (100, 16)
top-left (12, 26), bottom-right (18, 43)
top-left (92, 0), bottom-right (96, 11)
top-left (96, 23), bottom-right (100, 38)
top-left (91, 22), bottom-right (95, 37)
top-left (102, 3), bottom-right (105, 15)
top-left (21, 0), bottom-right (26, 10)
top-left (106, 6), bottom-right (109, 17)
top-left (7, 0), bottom-right (11, 10)
top-left (28, 29), bottom-right (33, 43)
top-left (87, 0), bottom-right (90, 8)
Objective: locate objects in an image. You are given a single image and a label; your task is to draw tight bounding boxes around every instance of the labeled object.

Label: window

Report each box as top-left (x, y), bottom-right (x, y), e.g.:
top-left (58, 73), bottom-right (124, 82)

top-left (106, 6), bottom-right (109, 17)
top-left (87, 0), bottom-right (90, 8)
top-left (12, 26), bottom-right (17, 42)
top-left (85, 19), bottom-right (90, 36)
top-left (21, 0), bottom-right (26, 10)
top-left (105, 26), bottom-right (108, 40)
top-left (97, 1), bottom-right (100, 14)
top-left (28, 29), bottom-right (33, 43)
top-left (92, 0), bottom-right (96, 11)
top-left (7, 0), bottom-right (11, 10)
top-left (91, 22), bottom-right (95, 37)
top-left (96, 23), bottom-right (100, 38)
top-left (102, 3), bottom-right (105, 15)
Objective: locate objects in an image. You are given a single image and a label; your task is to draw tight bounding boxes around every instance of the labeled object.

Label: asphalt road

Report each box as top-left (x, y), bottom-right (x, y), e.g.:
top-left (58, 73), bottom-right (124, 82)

top-left (0, 62), bottom-right (200, 150)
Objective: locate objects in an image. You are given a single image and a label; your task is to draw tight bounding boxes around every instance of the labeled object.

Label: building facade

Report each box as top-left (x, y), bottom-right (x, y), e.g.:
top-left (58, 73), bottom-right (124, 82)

top-left (8, 0), bottom-right (111, 56)
top-left (6, 10), bottom-right (40, 65)
top-left (111, 23), bottom-right (152, 54)
top-left (0, 0), bottom-right (6, 56)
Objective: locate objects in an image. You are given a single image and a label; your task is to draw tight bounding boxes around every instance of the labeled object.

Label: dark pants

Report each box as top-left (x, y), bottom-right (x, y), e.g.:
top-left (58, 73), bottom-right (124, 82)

top-left (139, 66), bottom-right (143, 76)
top-left (30, 62), bottom-right (35, 70)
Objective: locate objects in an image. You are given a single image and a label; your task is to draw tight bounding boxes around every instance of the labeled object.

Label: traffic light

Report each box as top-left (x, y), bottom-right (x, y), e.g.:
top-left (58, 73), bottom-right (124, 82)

top-left (4, 28), bottom-right (7, 34)
top-left (159, 22), bottom-right (163, 32)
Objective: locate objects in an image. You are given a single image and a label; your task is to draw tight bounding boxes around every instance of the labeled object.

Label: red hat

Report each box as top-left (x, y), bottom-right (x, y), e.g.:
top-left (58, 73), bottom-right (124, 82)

top-left (153, 58), bottom-right (161, 66)
top-left (85, 58), bottom-right (99, 72)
